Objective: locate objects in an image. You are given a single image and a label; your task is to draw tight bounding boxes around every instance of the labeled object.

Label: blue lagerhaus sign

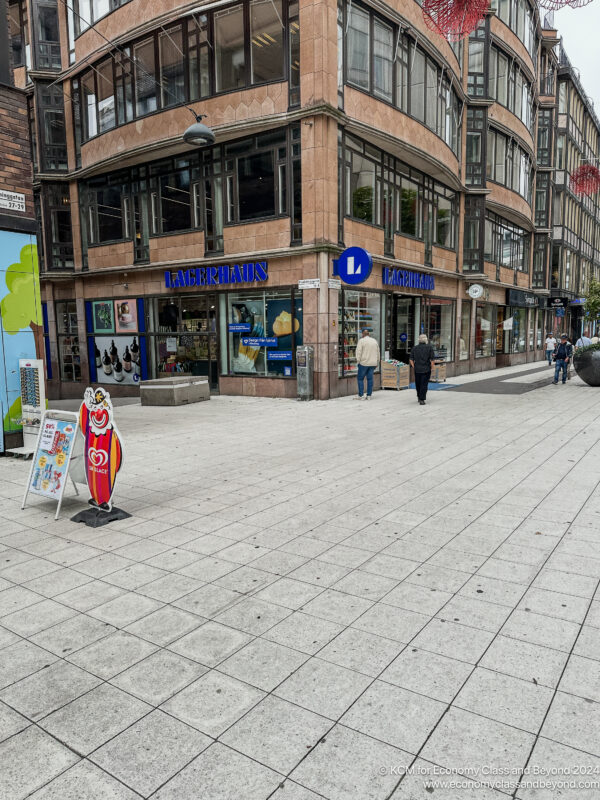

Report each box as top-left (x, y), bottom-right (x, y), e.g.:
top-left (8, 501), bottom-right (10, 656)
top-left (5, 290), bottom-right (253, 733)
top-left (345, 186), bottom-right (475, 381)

top-left (383, 267), bottom-right (435, 290)
top-left (165, 261), bottom-right (268, 289)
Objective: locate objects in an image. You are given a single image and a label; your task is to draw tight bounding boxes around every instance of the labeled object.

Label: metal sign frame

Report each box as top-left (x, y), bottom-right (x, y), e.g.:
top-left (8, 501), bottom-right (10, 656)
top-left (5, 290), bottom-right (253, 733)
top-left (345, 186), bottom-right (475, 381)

top-left (21, 410), bottom-right (80, 521)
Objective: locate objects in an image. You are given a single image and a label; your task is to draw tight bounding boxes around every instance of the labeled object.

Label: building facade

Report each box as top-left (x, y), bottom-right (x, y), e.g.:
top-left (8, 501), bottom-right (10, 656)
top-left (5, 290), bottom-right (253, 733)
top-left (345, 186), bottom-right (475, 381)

top-left (6, 0), bottom-right (600, 400)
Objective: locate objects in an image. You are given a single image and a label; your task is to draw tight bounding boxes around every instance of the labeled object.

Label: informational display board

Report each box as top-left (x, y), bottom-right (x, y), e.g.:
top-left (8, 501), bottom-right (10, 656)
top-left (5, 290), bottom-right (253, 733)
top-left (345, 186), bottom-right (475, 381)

top-left (22, 411), bottom-right (80, 520)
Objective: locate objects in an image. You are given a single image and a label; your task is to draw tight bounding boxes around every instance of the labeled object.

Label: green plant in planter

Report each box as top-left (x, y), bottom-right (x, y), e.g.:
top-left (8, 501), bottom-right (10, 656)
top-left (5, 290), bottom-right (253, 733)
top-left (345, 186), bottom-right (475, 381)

top-left (583, 277), bottom-right (600, 331)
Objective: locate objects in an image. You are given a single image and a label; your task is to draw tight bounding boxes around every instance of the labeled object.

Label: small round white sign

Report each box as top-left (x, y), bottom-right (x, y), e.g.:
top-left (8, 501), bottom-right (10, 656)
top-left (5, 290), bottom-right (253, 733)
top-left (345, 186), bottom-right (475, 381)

top-left (468, 284), bottom-right (484, 299)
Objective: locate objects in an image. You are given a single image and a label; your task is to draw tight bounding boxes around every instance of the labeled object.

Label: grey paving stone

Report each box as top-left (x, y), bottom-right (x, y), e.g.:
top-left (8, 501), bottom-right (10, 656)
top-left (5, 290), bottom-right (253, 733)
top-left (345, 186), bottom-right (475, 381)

top-left (559, 654), bottom-right (600, 703)
top-left (0, 640), bottom-right (58, 690)
top-left (455, 667), bottom-right (555, 733)
top-left (287, 559), bottom-right (350, 587)
top-left (74, 553), bottom-right (135, 578)
top-left (0, 625), bottom-right (18, 650)
top-left (0, 557), bottom-right (61, 584)
top-left (0, 660), bottom-right (100, 720)
top-left (125, 605), bottom-right (204, 646)
top-left (144, 548), bottom-right (201, 571)
top-left (151, 742), bottom-right (281, 800)
top-left (391, 759), bottom-right (509, 798)
top-left (0, 585), bottom-right (45, 616)
top-left (45, 544), bottom-right (105, 567)
top-left (218, 637), bottom-right (307, 691)
top-left (0, 726), bottom-right (79, 800)
top-left (172, 584), bottom-right (243, 617)
top-left (136, 572), bottom-right (203, 602)
top-left (40, 683), bottom-right (151, 756)
top-left (88, 592), bottom-right (163, 627)
top-left (254, 577), bottom-right (324, 610)
top-left (341, 680), bottom-right (446, 753)
top-left (0, 599), bottom-right (76, 637)
top-left (53, 580), bottom-right (126, 612)
top-left (274, 657), bottom-right (371, 720)
top-left (221, 695), bottom-right (331, 773)
top-left (290, 723), bottom-right (411, 800)
top-left (480, 635), bottom-right (569, 688)
top-left (23, 568), bottom-right (92, 598)
top-left (332, 570), bottom-right (399, 601)
top-left (264, 610), bottom-right (345, 654)
top-left (214, 596), bottom-right (291, 635)
top-left (178, 556), bottom-right (238, 582)
top-left (168, 620), bottom-right (251, 666)
top-left (541, 691), bottom-right (600, 756)
top-left (459, 574), bottom-right (526, 606)
top-left (28, 760), bottom-right (140, 800)
top-left (574, 625), bottom-right (600, 661)
top-left (30, 615), bottom-right (115, 657)
top-left (161, 671), bottom-right (264, 737)
top-left (382, 581), bottom-right (454, 615)
top-left (0, 700), bottom-right (29, 742)
top-left (411, 618), bottom-right (495, 664)
top-left (437, 594), bottom-right (512, 633)
top-left (352, 602), bottom-right (430, 643)
top-left (515, 737), bottom-right (600, 799)
top-left (103, 563), bottom-right (168, 590)
top-left (91, 709), bottom-right (210, 796)
top-left (111, 649), bottom-right (206, 705)
top-left (251, 550), bottom-right (309, 576)
top-left (300, 589), bottom-right (373, 625)
top-left (533, 568), bottom-right (599, 599)
top-left (214, 564), bottom-right (277, 594)
top-left (421, 707), bottom-right (534, 777)
top-left (381, 647), bottom-right (472, 703)
top-left (318, 627), bottom-right (401, 677)
top-left (68, 630), bottom-right (158, 679)
top-left (501, 610), bottom-right (580, 653)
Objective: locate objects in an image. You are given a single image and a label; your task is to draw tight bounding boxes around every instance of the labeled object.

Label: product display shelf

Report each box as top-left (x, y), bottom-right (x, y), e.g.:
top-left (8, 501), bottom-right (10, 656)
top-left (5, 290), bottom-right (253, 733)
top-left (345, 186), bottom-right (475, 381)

top-left (340, 306), bottom-right (359, 376)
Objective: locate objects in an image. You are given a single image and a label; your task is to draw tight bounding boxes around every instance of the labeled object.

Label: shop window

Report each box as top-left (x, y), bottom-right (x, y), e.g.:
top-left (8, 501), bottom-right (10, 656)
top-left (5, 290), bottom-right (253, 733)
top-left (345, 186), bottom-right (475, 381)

top-left (134, 38), bottom-right (157, 117)
top-left (250, 0), bottom-right (284, 84)
top-left (338, 290), bottom-right (383, 377)
top-left (347, 5), bottom-right (370, 90)
top-left (459, 301), bottom-right (470, 360)
top-left (159, 25), bottom-right (185, 108)
top-left (56, 301), bottom-right (81, 381)
top-left (226, 290), bottom-right (302, 377)
top-left (427, 299), bottom-right (454, 361)
top-left (475, 302), bottom-right (495, 358)
top-left (215, 4), bottom-right (245, 92)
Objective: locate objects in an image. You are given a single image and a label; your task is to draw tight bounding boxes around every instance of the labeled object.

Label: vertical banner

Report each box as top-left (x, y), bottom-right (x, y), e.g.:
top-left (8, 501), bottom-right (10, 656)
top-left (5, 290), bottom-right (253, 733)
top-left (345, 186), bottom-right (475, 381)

top-left (78, 387), bottom-right (124, 512)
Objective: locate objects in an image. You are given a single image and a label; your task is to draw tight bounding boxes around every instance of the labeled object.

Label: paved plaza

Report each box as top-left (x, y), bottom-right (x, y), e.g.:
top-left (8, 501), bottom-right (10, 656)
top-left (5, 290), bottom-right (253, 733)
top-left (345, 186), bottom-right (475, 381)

top-left (1, 362), bottom-right (600, 800)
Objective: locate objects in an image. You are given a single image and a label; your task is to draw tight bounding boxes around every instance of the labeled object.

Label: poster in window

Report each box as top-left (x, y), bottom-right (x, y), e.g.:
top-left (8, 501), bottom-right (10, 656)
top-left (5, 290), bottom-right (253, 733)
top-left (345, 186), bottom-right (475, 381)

top-left (266, 298), bottom-right (303, 375)
top-left (114, 299), bottom-right (138, 333)
top-left (231, 301), bottom-right (266, 373)
top-left (92, 301), bottom-right (115, 334)
top-left (94, 335), bottom-right (141, 385)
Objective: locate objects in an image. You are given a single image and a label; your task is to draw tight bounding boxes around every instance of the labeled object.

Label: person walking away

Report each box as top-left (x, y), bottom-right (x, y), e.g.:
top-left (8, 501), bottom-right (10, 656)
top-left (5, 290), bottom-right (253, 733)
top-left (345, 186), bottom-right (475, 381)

top-left (544, 332), bottom-right (556, 366)
top-left (575, 329), bottom-right (591, 350)
top-left (355, 328), bottom-right (380, 400)
top-left (410, 334), bottom-right (436, 405)
top-left (552, 334), bottom-right (573, 385)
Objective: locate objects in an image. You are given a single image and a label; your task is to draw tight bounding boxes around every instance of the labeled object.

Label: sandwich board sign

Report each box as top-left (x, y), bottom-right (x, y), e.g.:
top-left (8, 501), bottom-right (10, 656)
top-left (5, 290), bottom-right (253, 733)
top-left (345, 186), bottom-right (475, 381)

top-left (22, 411), bottom-right (80, 520)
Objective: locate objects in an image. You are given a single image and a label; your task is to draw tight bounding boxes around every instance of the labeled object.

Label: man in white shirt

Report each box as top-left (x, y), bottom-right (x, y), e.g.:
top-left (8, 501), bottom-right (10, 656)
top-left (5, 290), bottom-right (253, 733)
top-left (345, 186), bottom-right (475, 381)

top-left (575, 330), bottom-right (591, 350)
top-left (544, 332), bottom-right (556, 366)
top-left (355, 328), bottom-right (380, 400)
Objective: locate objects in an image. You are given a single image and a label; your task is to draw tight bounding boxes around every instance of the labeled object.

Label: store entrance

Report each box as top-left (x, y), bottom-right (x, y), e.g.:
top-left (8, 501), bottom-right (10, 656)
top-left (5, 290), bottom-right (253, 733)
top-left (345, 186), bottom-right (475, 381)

top-left (392, 296), bottom-right (422, 363)
top-left (151, 294), bottom-right (219, 390)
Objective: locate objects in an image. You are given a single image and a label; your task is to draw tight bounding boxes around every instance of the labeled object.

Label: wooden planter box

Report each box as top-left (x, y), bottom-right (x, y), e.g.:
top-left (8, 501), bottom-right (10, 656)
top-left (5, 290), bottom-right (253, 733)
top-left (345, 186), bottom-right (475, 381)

top-left (381, 362), bottom-right (409, 390)
top-left (431, 361), bottom-right (447, 383)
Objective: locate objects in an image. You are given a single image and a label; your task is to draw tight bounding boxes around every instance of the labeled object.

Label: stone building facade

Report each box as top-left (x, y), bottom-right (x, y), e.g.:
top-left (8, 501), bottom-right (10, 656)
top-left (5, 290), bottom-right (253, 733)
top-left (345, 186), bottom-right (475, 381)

top-left (6, 0), bottom-right (599, 399)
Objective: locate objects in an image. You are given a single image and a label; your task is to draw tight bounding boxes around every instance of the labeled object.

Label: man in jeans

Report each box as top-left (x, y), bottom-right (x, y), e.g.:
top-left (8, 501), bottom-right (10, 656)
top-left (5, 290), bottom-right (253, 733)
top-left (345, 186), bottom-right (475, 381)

top-left (552, 334), bottom-right (573, 385)
top-left (410, 334), bottom-right (436, 405)
top-left (355, 328), bottom-right (380, 400)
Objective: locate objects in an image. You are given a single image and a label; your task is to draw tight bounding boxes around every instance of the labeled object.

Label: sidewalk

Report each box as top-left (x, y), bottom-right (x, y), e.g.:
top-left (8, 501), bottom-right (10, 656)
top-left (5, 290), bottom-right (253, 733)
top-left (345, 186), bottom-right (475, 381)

top-left (1, 363), bottom-right (599, 799)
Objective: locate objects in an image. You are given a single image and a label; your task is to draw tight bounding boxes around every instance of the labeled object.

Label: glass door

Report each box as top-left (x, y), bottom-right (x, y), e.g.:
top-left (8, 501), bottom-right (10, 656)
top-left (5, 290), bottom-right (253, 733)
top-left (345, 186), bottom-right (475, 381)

top-left (394, 297), bottom-right (415, 364)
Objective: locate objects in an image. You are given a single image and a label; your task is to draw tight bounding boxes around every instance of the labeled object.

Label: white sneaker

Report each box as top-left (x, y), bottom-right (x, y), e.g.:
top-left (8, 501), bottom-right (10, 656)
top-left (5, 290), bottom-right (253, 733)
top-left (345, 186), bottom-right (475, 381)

top-left (366, 396), bottom-right (372, 400)
top-left (354, 395), bottom-right (363, 400)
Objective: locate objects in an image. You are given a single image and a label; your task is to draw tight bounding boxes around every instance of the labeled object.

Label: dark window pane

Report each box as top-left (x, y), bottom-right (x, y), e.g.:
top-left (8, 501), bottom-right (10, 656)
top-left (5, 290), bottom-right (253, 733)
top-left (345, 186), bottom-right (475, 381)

top-left (401, 180), bottom-right (419, 236)
top-left (160, 171), bottom-right (191, 232)
top-left (160, 26), bottom-right (185, 107)
top-left (97, 186), bottom-right (124, 241)
top-left (250, 0), bottom-right (284, 83)
top-left (350, 153), bottom-right (375, 223)
top-left (237, 151), bottom-right (275, 220)
top-left (134, 38), bottom-right (157, 116)
top-left (215, 5), bottom-right (245, 92)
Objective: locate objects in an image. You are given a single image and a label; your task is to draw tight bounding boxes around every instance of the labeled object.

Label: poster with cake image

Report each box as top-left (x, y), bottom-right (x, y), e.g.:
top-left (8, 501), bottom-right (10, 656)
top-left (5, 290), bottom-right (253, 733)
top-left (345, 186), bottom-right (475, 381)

top-left (114, 299), bottom-right (138, 333)
top-left (29, 419), bottom-right (77, 499)
top-left (93, 334), bottom-right (141, 385)
top-left (266, 298), bottom-right (303, 375)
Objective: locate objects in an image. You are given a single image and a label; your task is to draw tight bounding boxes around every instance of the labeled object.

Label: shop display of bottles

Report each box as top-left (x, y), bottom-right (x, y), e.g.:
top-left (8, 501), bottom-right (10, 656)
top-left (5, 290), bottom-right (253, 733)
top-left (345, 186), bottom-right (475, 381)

top-left (338, 292), bottom-right (379, 377)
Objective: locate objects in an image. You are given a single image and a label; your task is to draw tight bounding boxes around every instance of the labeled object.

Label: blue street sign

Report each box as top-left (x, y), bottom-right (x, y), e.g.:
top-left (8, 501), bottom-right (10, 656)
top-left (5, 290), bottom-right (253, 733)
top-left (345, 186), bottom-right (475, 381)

top-left (399, 333), bottom-right (408, 342)
top-left (229, 323), bottom-right (251, 332)
top-left (267, 351), bottom-right (292, 361)
top-left (332, 247), bottom-right (373, 285)
top-left (241, 337), bottom-right (277, 347)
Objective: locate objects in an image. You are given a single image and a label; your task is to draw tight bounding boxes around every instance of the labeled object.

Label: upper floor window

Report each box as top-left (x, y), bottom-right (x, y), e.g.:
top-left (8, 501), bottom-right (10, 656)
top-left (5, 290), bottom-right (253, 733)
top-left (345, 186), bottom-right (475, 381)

top-left (72, 2), bottom-right (293, 146)
top-left (74, 0), bottom-right (133, 36)
top-left (486, 127), bottom-right (533, 204)
top-left (489, 0), bottom-right (537, 61)
top-left (37, 83), bottom-right (68, 171)
top-left (8, 0), bottom-right (29, 68)
top-left (34, 0), bottom-right (61, 69)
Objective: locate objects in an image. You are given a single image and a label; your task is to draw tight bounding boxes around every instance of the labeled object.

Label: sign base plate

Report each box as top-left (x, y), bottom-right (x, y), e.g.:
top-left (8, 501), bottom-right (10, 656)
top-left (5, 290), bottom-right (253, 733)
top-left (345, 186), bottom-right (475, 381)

top-left (71, 506), bottom-right (132, 528)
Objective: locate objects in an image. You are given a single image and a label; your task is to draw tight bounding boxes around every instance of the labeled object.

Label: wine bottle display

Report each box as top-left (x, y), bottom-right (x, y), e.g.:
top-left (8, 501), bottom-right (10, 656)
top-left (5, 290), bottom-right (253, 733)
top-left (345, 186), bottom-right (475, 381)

top-left (113, 358), bottom-right (124, 382)
top-left (102, 350), bottom-right (112, 375)
top-left (130, 336), bottom-right (140, 364)
top-left (95, 344), bottom-right (102, 368)
top-left (122, 346), bottom-right (132, 372)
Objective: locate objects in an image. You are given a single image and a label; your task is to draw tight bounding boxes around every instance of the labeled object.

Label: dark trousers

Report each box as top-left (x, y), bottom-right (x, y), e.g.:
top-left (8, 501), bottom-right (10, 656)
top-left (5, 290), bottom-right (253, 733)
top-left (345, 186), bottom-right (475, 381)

top-left (415, 371), bottom-right (431, 401)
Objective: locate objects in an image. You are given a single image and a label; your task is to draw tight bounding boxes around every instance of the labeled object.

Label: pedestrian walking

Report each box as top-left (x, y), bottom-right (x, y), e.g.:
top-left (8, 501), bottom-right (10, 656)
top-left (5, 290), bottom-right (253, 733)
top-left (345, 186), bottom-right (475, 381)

top-left (410, 334), bottom-right (436, 406)
top-left (544, 332), bottom-right (557, 366)
top-left (552, 334), bottom-right (573, 385)
top-left (355, 328), bottom-right (380, 400)
top-left (575, 329), bottom-right (592, 350)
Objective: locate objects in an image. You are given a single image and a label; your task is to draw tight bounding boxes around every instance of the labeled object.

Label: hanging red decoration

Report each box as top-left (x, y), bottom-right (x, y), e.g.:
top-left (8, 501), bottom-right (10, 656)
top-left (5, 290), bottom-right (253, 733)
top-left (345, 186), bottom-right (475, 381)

top-left (570, 164), bottom-right (600, 197)
top-left (538, 0), bottom-right (593, 12)
top-left (422, 0), bottom-right (489, 41)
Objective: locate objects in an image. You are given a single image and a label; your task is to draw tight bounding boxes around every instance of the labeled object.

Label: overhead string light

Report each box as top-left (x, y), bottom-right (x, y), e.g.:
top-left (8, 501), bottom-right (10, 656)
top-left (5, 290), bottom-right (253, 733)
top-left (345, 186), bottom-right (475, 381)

top-left (422, 0), bottom-right (489, 41)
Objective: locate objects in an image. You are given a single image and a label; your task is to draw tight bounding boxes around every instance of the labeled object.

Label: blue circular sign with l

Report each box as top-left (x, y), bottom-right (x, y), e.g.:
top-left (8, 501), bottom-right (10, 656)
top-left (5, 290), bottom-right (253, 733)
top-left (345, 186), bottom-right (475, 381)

top-left (333, 247), bottom-right (373, 285)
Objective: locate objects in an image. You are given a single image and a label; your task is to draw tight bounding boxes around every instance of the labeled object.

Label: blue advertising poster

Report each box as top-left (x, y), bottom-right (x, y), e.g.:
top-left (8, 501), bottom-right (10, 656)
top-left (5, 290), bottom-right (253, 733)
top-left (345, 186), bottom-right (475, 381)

top-left (0, 232), bottom-right (43, 453)
top-left (266, 298), bottom-right (303, 375)
top-left (267, 351), bottom-right (292, 361)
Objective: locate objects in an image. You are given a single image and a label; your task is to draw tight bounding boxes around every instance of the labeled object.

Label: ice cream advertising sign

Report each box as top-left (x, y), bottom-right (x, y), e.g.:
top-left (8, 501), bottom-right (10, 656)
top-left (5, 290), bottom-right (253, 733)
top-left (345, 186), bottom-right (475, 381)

top-left (78, 387), bottom-right (123, 512)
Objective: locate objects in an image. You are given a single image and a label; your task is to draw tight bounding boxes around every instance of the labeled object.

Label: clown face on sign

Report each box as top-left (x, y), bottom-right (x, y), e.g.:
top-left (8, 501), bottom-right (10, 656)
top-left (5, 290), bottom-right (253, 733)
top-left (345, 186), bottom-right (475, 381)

top-left (78, 387), bottom-right (123, 512)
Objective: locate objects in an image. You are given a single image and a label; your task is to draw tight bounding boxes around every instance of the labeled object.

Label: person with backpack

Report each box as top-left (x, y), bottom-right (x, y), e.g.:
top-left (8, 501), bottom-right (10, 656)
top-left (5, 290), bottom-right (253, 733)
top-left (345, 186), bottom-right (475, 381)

top-left (552, 334), bottom-right (573, 385)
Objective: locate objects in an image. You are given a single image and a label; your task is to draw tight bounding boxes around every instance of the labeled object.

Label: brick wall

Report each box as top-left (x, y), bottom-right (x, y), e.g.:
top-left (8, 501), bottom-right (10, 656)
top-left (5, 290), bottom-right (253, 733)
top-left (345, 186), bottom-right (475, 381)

top-left (0, 83), bottom-right (34, 223)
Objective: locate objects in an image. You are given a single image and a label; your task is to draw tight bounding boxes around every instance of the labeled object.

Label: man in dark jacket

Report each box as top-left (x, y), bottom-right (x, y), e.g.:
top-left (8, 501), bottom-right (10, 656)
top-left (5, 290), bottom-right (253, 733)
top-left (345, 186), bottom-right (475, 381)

top-left (552, 334), bottom-right (573, 385)
top-left (410, 334), bottom-right (436, 405)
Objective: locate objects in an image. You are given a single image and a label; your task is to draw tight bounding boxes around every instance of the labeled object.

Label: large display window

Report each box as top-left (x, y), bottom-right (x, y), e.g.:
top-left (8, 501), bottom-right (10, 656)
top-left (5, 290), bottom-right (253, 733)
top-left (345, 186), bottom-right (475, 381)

top-left (427, 299), bottom-right (454, 361)
top-left (225, 289), bottom-right (302, 377)
top-left (475, 302), bottom-right (495, 358)
top-left (459, 301), bottom-right (470, 360)
top-left (339, 290), bottom-right (384, 377)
